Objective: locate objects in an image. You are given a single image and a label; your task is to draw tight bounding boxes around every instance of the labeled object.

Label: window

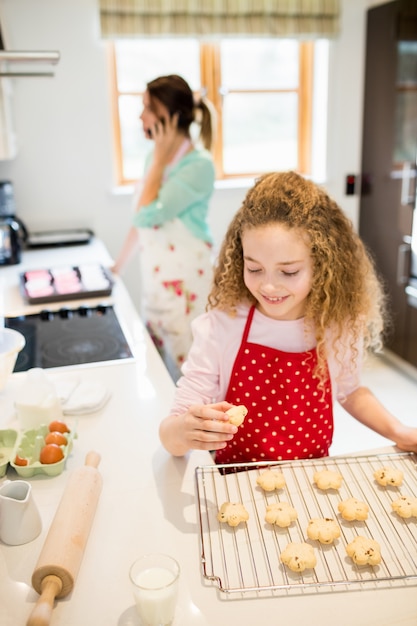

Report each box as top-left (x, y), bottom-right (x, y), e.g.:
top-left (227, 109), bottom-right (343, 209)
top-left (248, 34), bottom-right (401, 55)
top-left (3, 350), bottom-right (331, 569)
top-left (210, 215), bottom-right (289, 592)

top-left (108, 38), bottom-right (328, 185)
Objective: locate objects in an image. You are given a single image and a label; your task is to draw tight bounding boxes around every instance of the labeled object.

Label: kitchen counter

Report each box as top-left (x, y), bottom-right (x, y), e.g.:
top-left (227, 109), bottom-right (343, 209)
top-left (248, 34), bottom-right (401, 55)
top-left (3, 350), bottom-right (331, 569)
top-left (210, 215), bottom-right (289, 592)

top-left (1, 241), bottom-right (416, 626)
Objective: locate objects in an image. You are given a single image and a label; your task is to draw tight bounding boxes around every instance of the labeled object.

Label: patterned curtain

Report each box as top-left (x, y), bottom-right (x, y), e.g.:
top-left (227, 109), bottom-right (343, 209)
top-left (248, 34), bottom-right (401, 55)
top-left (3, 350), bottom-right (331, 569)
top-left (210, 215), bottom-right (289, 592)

top-left (99, 0), bottom-right (341, 38)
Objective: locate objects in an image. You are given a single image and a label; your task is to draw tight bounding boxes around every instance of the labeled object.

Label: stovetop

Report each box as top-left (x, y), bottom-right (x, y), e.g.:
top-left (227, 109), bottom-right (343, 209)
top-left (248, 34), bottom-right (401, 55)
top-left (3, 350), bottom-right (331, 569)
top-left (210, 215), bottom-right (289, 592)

top-left (5, 304), bottom-right (134, 371)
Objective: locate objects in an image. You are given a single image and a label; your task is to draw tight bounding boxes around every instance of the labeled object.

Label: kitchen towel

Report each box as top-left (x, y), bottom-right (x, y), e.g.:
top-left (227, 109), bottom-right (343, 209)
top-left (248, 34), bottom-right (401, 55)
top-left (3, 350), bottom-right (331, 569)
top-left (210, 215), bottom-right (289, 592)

top-left (54, 375), bottom-right (111, 415)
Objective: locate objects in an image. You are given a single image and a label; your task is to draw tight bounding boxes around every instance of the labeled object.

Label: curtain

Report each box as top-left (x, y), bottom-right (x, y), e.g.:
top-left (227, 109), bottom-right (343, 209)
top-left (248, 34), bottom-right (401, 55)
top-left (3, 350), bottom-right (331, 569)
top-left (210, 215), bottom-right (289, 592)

top-left (99, 1), bottom-right (341, 38)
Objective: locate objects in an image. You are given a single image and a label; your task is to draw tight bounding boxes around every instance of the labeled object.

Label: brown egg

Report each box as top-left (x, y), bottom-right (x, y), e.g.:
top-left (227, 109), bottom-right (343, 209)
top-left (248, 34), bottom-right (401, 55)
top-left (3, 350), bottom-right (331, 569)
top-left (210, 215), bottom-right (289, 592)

top-left (40, 443), bottom-right (64, 464)
top-left (48, 420), bottom-right (70, 434)
top-left (14, 454), bottom-right (29, 466)
top-left (45, 431), bottom-right (67, 446)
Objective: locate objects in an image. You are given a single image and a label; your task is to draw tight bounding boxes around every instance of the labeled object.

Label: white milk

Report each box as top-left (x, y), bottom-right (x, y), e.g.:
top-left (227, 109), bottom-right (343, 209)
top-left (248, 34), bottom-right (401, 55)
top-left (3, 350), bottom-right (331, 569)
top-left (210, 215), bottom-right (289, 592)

top-left (133, 566), bottom-right (178, 626)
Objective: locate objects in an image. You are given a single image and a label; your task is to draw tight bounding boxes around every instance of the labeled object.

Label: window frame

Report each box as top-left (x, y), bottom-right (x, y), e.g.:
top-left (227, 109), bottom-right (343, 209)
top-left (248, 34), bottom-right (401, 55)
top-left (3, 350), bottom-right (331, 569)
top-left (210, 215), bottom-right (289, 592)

top-left (108, 40), bottom-right (315, 185)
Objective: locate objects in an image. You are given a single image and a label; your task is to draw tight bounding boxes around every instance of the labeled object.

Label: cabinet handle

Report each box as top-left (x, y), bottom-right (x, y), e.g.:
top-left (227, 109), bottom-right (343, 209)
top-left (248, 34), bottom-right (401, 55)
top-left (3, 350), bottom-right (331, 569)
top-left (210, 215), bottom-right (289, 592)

top-left (397, 239), bottom-right (411, 285)
top-left (400, 161), bottom-right (416, 206)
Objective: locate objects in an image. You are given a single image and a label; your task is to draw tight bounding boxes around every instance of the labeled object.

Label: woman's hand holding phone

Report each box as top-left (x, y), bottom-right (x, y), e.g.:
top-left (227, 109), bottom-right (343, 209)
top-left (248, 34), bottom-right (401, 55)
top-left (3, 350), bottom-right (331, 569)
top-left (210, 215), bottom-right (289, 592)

top-left (146, 116), bottom-right (165, 138)
top-left (151, 112), bottom-right (182, 166)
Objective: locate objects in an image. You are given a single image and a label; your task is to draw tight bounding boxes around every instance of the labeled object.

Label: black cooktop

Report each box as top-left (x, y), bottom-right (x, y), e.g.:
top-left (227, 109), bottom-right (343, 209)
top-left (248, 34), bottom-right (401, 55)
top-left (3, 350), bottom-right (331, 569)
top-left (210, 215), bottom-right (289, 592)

top-left (5, 304), bottom-right (133, 371)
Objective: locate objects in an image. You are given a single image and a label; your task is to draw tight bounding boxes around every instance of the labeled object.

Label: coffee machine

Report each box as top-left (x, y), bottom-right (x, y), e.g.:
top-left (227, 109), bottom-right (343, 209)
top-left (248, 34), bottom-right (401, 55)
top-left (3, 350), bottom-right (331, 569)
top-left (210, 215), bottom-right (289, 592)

top-left (0, 181), bottom-right (28, 265)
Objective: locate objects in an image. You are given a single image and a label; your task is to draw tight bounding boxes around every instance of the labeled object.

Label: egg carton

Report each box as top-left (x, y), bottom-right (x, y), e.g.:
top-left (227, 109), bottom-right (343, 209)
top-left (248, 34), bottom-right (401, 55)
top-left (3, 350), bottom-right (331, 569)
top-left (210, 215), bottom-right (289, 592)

top-left (0, 424), bottom-right (74, 478)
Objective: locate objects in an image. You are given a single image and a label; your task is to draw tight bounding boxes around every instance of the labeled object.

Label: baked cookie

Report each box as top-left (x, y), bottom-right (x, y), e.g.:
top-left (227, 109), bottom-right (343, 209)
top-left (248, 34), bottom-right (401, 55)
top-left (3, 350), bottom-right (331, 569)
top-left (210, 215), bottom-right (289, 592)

top-left (280, 542), bottom-right (317, 573)
top-left (217, 502), bottom-right (249, 527)
top-left (373, 466), bottom-right (403, 487)
top-left (313, 469), bottom-right (343, 490)
top-left (226, 405), bottom-right (248, 427)
top-left (256, 469), bottom-right (286, 492)
top-left (306, 517), bottom-right (341, 544)
top-left (391, 495), bottom-right (417, 519)
top-left (338, 497), bottom-right (369, 521)
top-left (265, 502), bottom-right (298, 527)
top-left (346, 536), bottom-right (381, 566)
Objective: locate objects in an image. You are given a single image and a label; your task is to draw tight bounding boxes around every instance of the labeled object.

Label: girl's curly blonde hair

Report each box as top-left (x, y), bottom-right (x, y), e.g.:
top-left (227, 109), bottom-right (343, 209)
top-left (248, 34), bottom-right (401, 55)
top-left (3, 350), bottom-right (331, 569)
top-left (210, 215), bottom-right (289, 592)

top-left (208, 171), bottom-right (388, 384)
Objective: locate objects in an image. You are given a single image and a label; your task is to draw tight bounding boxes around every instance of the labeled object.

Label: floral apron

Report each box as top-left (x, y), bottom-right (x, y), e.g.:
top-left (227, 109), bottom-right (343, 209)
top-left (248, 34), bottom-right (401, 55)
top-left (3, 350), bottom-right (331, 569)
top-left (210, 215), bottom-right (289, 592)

top-left (138, 219), bottom-right (213, 374)
top-left (215, 306), bottom-right (334, 465)
top-left (135, 139), bottom-right (213, 377)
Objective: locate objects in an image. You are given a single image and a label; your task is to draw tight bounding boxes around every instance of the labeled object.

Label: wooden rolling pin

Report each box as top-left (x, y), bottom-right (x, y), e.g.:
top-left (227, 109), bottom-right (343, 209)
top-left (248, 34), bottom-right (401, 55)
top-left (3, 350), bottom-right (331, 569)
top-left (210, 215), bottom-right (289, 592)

top-left (27, 451), bottom-right (103, 626)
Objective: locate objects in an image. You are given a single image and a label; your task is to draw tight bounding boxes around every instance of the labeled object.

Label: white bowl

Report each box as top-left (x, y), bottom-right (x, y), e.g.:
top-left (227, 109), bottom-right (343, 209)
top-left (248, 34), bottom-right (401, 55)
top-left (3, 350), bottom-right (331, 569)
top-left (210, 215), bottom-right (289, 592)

top-left (0, 328), bottom-right (25, 391)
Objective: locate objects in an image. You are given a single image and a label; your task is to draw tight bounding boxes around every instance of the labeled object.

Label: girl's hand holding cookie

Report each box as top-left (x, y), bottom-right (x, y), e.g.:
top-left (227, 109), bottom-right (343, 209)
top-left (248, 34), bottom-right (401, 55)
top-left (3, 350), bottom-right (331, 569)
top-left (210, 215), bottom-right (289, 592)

top-left (178, 401), bottom-right (238, 452)
top-left (159, 401), bottom-right (240, 457)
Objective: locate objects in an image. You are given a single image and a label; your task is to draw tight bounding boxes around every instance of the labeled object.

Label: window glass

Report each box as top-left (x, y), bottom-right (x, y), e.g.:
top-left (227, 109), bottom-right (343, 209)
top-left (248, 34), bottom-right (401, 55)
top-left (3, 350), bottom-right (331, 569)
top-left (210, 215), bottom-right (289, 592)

top-left (111, 39), bottom-right (328, 183)
top-left (221, 39), bottom-right (299, 89)
top-left (220, 39), bottom-right (299, 174)
top-left (119, 94), bottom-right (144, 180)
top-left (115, 39), bottom-right (200, 91)
top-left (223, 93), bottom-right (298, 174)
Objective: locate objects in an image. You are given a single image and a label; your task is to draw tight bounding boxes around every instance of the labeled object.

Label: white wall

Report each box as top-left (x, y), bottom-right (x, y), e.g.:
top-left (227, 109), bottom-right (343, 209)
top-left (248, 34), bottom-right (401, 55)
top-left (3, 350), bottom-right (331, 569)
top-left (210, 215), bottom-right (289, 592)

top-left (0, 0), bottom-right (380, 309)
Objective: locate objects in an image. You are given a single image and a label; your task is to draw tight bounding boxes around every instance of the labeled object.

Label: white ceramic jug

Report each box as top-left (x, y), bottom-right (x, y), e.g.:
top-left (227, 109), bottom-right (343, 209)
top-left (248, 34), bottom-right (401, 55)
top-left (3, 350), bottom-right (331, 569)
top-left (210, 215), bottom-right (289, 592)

top-left (0, 479), bottom-right (42, 545)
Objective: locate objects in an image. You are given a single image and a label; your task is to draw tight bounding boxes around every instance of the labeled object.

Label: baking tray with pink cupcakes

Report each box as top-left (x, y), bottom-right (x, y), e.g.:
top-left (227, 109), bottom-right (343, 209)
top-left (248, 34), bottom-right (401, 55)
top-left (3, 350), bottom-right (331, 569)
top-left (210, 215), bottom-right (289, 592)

top-left (20, 263), bottom-right (113, 304)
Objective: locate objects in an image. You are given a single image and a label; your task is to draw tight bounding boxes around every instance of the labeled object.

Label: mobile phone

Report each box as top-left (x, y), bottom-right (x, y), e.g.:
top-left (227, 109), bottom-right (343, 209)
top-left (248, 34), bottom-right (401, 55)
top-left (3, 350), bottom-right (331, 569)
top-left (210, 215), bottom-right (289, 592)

top-left (146, 117), bottom-right (165, 139)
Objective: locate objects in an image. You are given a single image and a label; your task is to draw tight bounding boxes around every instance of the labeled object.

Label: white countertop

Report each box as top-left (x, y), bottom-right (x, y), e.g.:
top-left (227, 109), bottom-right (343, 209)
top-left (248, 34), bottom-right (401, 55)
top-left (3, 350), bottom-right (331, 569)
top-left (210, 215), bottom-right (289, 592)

top-left (1, 241), bottom-right (416, 626)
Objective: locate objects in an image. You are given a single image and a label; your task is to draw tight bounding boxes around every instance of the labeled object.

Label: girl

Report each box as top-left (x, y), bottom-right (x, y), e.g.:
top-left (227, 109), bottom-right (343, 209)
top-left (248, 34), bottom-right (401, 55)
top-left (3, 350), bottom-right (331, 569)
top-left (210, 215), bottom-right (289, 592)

top-left (159, 171), bottom-right (417, 463)
top-left (113, 75), bottom-right (216, 380)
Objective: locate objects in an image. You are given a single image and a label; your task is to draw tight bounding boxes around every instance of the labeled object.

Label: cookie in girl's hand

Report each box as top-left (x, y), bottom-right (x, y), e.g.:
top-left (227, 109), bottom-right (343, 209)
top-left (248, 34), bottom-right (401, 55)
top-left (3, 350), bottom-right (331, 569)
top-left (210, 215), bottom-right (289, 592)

top-left (225, 404), bottom-right (248, 427)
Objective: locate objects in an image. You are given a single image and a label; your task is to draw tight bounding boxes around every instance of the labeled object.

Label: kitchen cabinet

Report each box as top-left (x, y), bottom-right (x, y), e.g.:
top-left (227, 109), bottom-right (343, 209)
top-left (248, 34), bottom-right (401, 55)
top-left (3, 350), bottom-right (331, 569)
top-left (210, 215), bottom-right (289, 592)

top-left (359, 0), bottom-right (417, 367)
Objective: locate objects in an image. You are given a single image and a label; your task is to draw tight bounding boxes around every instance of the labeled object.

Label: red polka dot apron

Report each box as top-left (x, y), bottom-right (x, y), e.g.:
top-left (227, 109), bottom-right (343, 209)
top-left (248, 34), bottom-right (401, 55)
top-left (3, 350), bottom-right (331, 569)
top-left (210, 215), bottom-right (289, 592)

top-left (215, 306), bottom-right (334, 465)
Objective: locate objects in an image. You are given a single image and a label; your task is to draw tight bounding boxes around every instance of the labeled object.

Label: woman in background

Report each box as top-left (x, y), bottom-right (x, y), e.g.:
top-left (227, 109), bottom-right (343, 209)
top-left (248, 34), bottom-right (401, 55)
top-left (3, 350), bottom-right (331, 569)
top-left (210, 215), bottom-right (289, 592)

top-left (113, 75), bottom-right (216, 380)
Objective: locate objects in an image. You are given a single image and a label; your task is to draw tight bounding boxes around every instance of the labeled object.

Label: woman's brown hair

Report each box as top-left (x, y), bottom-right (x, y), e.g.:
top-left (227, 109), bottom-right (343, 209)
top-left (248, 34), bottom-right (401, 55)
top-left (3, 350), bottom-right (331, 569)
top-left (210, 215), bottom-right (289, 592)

top-left (147, 74), bottom-right (215, 150)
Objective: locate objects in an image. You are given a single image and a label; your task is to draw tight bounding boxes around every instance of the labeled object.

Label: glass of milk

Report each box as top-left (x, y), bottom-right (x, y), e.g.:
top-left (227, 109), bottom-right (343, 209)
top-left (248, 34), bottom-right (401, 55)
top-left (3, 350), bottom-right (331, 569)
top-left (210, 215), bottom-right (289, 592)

top-left (129, 553), bottom-right (180, 626)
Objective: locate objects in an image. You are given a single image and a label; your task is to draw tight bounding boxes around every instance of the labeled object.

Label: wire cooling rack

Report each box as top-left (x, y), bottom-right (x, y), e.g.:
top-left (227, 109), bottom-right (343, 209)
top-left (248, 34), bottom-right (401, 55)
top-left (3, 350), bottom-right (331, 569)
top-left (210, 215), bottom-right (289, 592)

top-left (195, 452), bottom-right (417, 597)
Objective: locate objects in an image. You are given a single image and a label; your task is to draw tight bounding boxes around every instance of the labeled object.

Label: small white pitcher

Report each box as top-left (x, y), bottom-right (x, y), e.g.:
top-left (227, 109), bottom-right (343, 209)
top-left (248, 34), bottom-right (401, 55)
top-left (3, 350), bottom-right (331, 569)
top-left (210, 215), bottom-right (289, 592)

top-left (0, 480), bottom-right (42, 545)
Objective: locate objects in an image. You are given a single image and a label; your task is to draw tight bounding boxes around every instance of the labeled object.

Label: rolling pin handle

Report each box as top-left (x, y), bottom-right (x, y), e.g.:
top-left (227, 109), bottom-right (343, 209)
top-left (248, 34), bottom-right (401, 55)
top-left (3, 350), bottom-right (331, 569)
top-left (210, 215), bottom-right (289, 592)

top-left (26, 575), bottom-right (63, 626)
top-left (85, 450), bottom-right (101, 468)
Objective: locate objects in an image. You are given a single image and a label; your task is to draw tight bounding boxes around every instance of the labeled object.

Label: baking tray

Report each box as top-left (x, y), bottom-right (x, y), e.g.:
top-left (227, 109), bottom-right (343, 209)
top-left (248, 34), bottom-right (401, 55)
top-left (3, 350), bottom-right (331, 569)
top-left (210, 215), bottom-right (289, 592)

top-left (19, 263), bottom-right (113, 304)
top-left (195, 452), bottom-right (417, 597)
